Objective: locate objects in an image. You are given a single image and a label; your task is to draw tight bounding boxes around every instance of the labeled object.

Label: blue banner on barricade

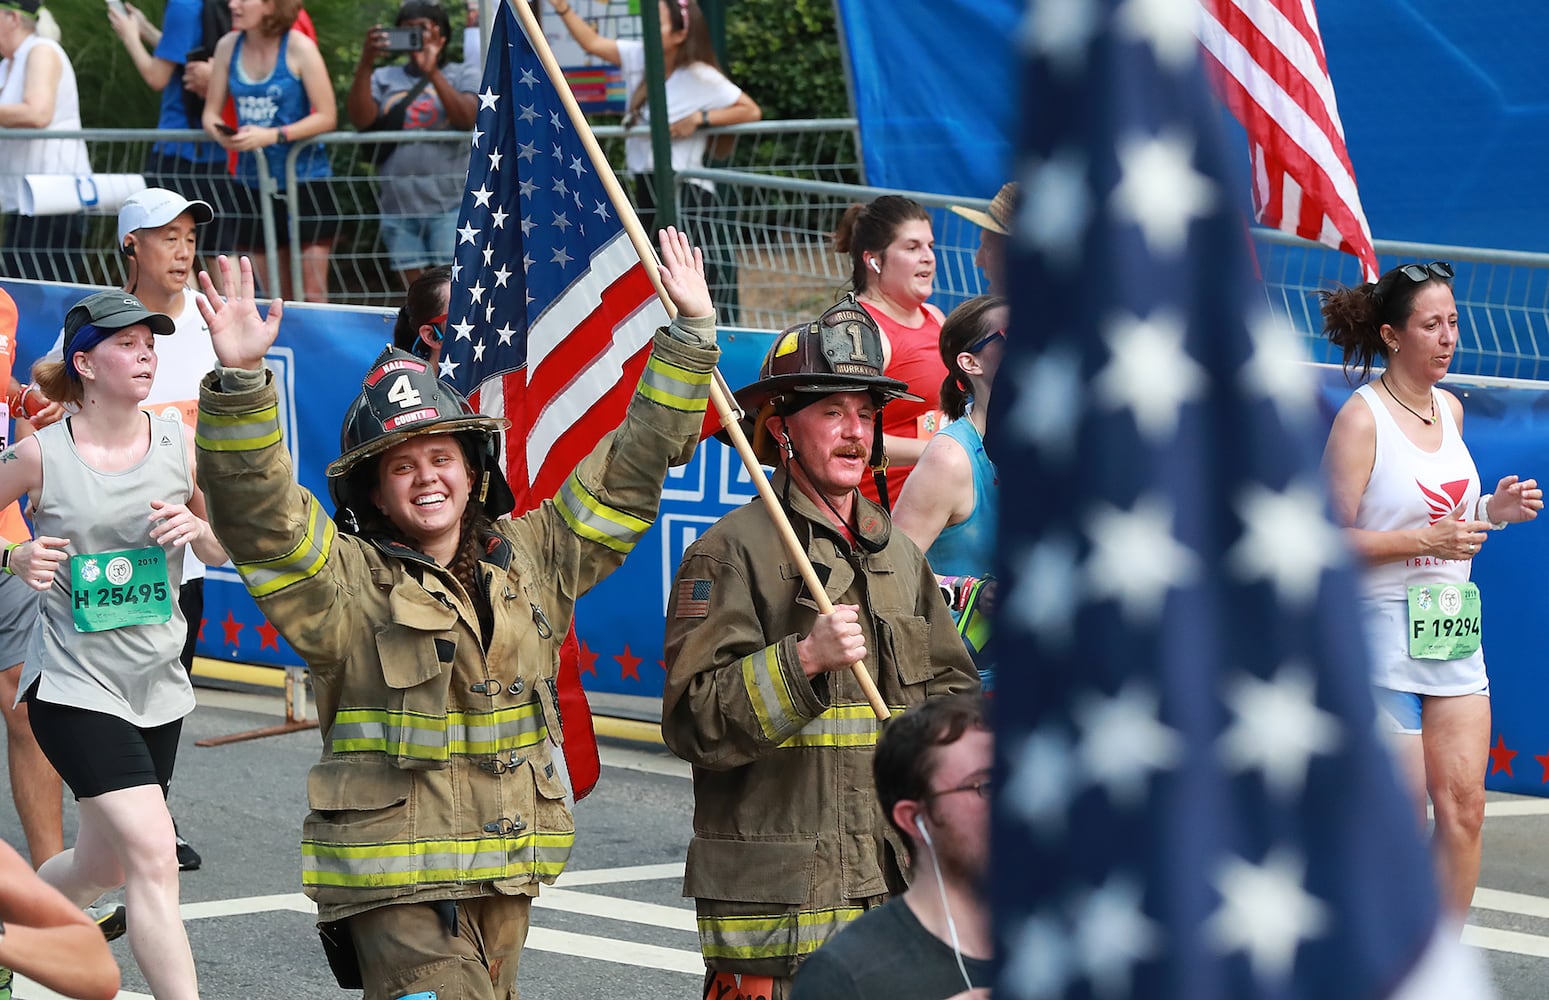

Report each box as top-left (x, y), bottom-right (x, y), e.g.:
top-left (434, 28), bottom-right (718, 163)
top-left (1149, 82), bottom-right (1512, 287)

top-left (9, 277), bottom-right (1548, 795)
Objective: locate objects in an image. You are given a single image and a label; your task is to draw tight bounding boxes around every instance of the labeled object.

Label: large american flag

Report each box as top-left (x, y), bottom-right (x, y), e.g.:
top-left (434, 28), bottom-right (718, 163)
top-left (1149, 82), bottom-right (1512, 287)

top-left (443, 1), bottom-right (668, 513)
top-left (1195, 0), bottom-right (1380, 280)
top-left (993, 0), bottom-right (1482, 996)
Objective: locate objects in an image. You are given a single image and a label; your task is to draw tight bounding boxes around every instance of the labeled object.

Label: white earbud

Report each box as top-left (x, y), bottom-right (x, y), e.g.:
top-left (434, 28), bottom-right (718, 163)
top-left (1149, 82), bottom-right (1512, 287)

top-left (914, 815), bottom-right (933, 846)
top-left (868, 257), bottom-right (882, 275)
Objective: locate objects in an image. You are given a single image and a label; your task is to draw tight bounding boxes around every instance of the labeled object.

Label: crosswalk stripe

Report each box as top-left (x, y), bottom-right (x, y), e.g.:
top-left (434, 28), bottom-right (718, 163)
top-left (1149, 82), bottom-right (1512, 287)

top-left (541, 886), bottom-right (698, 931)
top-left (526, 926), bottom-right (703, 974)
top-left (1472, 887), bottom-right (1549, 920)
top-left (1463, 924), bottom-right (1549, 958)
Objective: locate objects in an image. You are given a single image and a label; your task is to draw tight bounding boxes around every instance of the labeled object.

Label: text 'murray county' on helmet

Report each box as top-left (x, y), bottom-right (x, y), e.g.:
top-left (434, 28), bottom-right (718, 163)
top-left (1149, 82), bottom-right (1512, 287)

top-left (325, 346), bottom-right (516, 532)
top-left (722, 293), bottom-right (921, 469)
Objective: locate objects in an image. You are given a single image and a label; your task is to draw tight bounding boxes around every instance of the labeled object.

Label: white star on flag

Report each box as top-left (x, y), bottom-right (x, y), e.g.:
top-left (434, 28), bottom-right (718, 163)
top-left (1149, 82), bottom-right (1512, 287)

top-left (1073, 681), bottom-right (1182, 807)
top-left (1227, 480), bottom-right (1343, 605)
top-left (1110, 129), bottom-right (1216, 255)
top-left (1206, 847), bottom-right (1329, 981)
top-left (1083, 495), bottom-right (1199, 622)
top-left (1217, 661), bottom-right (1342, 799)
top-left (478, 87), bottom-right (498, 110)
top-left (1094, 308), bottom-right (1207, 441)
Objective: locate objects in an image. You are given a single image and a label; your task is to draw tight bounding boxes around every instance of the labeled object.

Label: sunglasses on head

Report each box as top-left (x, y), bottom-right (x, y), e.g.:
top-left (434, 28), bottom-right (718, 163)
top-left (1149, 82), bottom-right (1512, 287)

top-left (1396, 260), bottom-right (1454, 283)
top-left (966, 329), bottom-right (1005, 354)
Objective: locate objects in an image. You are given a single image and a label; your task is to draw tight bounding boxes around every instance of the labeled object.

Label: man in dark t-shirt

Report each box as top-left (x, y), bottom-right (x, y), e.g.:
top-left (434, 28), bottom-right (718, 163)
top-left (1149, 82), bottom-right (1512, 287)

top-left (790, 694), bottom-right (993, 999)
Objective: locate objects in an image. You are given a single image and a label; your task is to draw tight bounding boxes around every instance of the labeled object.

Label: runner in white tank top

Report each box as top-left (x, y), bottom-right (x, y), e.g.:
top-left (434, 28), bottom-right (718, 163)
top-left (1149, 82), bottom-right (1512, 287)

top-left (1321, 261), bottom-right (1542, 921)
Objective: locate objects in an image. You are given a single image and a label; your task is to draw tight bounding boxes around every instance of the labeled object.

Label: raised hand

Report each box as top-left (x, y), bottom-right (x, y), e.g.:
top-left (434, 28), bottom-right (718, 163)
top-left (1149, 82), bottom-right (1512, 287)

top-left (196, 255), bottom-right (284, 371)
top-left (656, 226), bottom-right (713, 320)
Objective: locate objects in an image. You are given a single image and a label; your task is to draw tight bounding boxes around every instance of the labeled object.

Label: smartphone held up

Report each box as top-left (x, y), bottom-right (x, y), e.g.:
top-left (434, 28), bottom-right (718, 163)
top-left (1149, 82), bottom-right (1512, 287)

top-left (105, 0), bottom-right (128, 18)
top-left (382, 26), bottom-right (423, 52)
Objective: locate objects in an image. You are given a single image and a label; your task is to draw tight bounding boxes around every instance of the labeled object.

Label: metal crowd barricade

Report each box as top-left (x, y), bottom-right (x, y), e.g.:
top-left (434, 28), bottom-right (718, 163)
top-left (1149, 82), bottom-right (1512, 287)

top-left (1253, 230), bottom-right (1549, 381)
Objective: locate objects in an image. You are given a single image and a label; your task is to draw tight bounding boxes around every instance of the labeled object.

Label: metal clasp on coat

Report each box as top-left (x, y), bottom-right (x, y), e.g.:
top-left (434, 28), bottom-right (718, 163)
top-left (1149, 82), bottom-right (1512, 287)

top-left (530, 602), bottom-right (553, 639)
top-left (482, 816), bottom-right (527, 835)
top-left (477, 751), bottom-right (526, 775)
top-left (469, 680), bottom-right (499, 696)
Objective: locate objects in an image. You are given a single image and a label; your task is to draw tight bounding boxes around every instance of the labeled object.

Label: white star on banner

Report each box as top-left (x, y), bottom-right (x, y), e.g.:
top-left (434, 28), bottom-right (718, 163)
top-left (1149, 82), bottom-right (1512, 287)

top-left (1005, 728), bottom-right (1077, 838)
top-left (1019, 149), bottom-right (1091, 268)
top-left (1083, 495), bottom-right (1199, 622)
top-left (518, 67), bottom-right (538, 88)
top-left (495, 323), bottom-right (516, 346)
top-left (552, 212), bottom-right (571, 233)
top-left (438, 357), bottom-right (459, 380)
top-left (450, 262), bottom-right (460, 282)
top-left (450, 319), bottom-right (474, 341)
top-left (1022, 0), bottom-right (1101, 77)
top-left (481, 244), bottom-right (494, 266)
top-left (552, 246), bottom-right (573, 267)
top-left (472, 340), bottom-right (486, 362)
top-left (470, 127), bottom-right (484, 148)
top-left (570, 155), bottom-right (587, 177)
top-left (1217, 661), bottom-right (1342, 799)
top-left (1008, 348), bottom-right (1082, 459)
top-left (518, 103), bottom-right (538, 124)
top-left (1094, 308), bottom-right (1206, 441)
top-left (517, 141), bottom-right (538, 163)
top-left (1074, 681), bottom-right (1182, 808)
top-left (1005, 535), bottom-right (1079, 646)
top-left (492, 206), bottom-right (509, 229)
top-left (521, 216), bottom-right (535, 238)
top-left (1116, 0), bottom-right (1201, 70)
top-left (1240, 310), bottom-right (1316, 423)
top-left (1227, 481), bottom-right (1342, 605)
top-left (1003, 913), bottom-right (1072, 1000)
top-left (1110, 129), bottom-right (1215, 255)
top-left (549, 110), bottom-right (564, 130)
top-left (1070, 875), bottom-right (1159, 998)
top-left (488, 149), bottom-right (504, 171)
top-left (478, 87), bottom-right (498, 110)
top-left (1206, 847), bottom-right (1329, 982)
top-left (467, 281), bottom-right (486, 305)
top-left (471, 185), bottom-right (493, 208)
top-left (518, 177), bottom-right (536, 198)
top-left (492, 264), bottom-right (512, 288)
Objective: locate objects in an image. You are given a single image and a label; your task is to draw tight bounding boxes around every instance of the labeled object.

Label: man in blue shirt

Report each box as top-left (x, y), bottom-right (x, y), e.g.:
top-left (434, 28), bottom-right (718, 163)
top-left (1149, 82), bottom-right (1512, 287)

top-left (109, 0), bottom-right (239, 256)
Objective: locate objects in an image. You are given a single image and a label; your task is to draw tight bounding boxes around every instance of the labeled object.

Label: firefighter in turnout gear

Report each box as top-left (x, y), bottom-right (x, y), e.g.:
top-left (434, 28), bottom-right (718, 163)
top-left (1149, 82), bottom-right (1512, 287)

top-left (662, 296), bottom-right (980, 999)
top-left (193, 236), bottom-right (718, 1000)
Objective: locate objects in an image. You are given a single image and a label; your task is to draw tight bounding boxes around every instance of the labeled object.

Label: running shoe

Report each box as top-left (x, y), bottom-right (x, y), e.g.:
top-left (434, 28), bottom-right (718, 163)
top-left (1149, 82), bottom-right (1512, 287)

top-left (90, 901), bottom-right (127, 942)
top-left (175, 832), bottom-right (202, 872)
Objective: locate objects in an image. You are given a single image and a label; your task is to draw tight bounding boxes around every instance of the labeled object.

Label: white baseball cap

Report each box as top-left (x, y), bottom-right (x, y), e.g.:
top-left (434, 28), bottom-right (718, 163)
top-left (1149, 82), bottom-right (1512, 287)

top-left (117, 188), bottom-right (214, 247)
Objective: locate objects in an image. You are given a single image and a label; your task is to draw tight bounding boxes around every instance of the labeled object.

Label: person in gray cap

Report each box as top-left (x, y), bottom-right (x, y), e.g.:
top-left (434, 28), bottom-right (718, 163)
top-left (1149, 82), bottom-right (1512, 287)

top-left (25, 186), bottom-right (221, 874)
top-left (949, 181), bottom-right (1015, 296)
top-left (2, 289), bottom-right (225, 1000)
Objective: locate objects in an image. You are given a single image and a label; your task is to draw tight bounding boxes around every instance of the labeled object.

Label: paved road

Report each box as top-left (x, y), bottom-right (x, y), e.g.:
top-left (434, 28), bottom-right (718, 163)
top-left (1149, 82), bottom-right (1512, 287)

top-left (3, 688), bottom-right (1548, 998)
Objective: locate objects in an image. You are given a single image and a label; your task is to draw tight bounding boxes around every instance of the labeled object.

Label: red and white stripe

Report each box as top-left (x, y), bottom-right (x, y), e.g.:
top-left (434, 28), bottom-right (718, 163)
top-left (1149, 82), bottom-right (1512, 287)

top-left (470, 231), bottom-right (669, 512)
top-left (1196, 0), bottom-right (1380, 281)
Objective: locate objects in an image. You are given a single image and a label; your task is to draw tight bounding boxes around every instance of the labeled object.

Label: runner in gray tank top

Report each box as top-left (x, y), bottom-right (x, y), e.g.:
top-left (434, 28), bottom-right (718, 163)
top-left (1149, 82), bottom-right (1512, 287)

top-left (0, 291), bottom-right (226, 1000)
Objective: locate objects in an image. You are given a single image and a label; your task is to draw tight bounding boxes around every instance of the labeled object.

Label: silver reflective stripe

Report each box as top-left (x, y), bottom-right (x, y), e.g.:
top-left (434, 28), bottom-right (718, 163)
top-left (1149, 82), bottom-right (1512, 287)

top-left (697, 905), bottom-right (865, 961)
top-left (235, 500), bottom-right (335, 598)
top-left (740, 643), bottom-right (805, 743)
top-left (328, 704), bottom-right (548, 761)
top-left (302, 832), bottom-right (575, 887)
top-left (638, 355), bottom-right (712, 412)
top-left (555, 473), bottom-right (650, 553)
top-left (778, 703), bottom-right (901, 749)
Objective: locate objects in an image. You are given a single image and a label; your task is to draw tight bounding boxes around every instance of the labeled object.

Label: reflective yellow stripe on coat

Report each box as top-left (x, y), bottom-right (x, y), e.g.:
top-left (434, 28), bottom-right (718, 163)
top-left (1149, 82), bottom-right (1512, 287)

top-left (777, 703), bottom-right (905, 749)
top-left (697, 906), bottom-right (866, 962)
top-left (330, 703), bottom-right (549, 763)
top-left (302, 831), bottom-right (575, 888)
top-left (639, 353), bottom-right (712, 413)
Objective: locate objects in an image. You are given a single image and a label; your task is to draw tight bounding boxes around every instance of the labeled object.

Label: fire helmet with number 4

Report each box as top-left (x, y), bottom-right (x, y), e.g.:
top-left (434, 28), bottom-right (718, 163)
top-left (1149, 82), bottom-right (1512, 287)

top-left (326, 345), bottom-right (516, 532)
top-left (723, 294), bottom-right (920, 470)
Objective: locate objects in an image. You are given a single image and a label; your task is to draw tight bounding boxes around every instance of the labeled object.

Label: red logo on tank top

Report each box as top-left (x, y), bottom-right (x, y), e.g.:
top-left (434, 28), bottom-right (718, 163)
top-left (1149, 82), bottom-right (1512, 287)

top-left (1419, 478), bottom-right (1470, 524)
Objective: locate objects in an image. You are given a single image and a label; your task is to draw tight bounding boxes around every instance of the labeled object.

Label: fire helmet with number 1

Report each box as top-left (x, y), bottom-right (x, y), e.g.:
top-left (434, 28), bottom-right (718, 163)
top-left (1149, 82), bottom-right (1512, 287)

top-left (722, 294), bottom-right (920, 479)
top-left (326, 345), bottom-right (515, 533)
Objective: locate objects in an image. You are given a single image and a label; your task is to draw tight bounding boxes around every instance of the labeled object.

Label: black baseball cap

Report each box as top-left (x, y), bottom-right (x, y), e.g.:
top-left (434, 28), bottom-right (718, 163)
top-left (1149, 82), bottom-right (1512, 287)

top-left (63, 291), bottom-right (174, 356)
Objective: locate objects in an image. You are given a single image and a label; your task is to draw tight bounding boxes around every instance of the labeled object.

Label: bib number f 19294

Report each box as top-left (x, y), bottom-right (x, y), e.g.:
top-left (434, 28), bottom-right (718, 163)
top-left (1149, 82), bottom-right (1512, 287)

top-left (1407, 582), bottom-right (1482, 661)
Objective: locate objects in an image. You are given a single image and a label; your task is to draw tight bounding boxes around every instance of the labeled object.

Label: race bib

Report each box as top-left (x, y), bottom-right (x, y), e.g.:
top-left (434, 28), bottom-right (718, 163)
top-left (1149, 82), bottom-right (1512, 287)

top-left (70, 546), bottom-right (173, 633)
top-left (1407, 582), bottom-right (1482, 660)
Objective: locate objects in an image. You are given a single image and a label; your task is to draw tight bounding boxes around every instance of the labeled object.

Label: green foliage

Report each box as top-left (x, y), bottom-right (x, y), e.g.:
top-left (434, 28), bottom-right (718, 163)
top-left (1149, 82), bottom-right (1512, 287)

top-left (723, 0), bottom-right (847, 121)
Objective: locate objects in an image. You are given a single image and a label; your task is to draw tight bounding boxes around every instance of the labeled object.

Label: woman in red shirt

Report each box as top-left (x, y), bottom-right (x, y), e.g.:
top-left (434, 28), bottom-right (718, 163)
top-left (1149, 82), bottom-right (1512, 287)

top-left (833, 195), bottom-right (946, 504)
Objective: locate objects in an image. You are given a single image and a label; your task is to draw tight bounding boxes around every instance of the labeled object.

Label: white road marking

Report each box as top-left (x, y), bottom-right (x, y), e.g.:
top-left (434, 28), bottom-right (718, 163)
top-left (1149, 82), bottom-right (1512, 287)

top-left (1463, 925), bottom-right (1549, 959)
top-left (599, 744), bottom-right (691, 779)
top-left (558, 861), bottom-right (685, 885)
top-left (541, 886), bottom-right (698, 931)
top-left (526, 926), bottom-right (704, 974)
top-left (1472, 887), bottom-right (1549, 920)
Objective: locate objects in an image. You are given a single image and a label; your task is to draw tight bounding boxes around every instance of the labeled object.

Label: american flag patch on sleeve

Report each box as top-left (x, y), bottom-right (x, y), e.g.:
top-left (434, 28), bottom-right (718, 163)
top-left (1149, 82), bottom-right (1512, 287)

top-left (676, 578), bottom-right (713, 618)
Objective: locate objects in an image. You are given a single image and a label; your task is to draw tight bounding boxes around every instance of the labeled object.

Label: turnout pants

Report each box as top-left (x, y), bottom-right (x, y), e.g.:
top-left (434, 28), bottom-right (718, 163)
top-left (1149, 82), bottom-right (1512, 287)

top-left (348, 895), bottom-right (532, 1000)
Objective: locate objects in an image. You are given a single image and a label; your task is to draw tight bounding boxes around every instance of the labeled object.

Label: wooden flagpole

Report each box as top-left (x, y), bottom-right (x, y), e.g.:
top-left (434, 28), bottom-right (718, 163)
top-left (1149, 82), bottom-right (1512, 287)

top-left (508, 0), bottom-right (890, 721)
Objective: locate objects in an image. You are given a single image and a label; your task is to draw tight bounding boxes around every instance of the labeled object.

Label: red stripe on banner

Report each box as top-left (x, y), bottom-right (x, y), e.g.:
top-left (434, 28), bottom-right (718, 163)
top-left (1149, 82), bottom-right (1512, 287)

top-left (530, 343), bottom-right (652, 504)
top-left (525, 262), bottom-right (658, 418)
top-left (1197, 0), bottom-right (1379, 280)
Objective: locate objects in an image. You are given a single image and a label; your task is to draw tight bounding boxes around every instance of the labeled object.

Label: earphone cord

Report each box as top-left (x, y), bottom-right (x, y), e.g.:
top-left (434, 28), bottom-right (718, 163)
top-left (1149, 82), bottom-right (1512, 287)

top-left (920, 822), bottom-right (974, 993)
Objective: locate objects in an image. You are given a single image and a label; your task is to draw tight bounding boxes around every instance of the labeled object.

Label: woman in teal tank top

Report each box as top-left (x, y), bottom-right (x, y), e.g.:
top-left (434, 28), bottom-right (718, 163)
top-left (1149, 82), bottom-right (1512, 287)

top-left (893, 295), bottom-right (1005, 690)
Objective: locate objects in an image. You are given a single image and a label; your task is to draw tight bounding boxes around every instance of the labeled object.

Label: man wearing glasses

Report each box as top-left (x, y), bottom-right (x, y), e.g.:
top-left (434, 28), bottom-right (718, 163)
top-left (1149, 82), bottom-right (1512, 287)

top-left (662, 300), bottom-right (978, 999)
top-left (792, 694), bottom-right (993, 998)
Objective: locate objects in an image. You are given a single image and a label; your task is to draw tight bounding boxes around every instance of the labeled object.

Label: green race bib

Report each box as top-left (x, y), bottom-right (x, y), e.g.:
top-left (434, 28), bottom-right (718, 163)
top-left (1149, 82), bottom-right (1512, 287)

top-left (70, 546), bottom-right (172, 633)
top-left (1406, 582), bottom-right (1482, 660)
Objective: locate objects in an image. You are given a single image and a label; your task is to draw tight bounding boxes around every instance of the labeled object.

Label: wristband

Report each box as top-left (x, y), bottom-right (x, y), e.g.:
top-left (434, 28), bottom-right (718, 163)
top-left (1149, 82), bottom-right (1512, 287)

top-left (554, 3), bottom-right (571, 13)
top-left (700, 109), bottom-right (711, 127)
top-left (278, 125), bottom-right (290, 144)
top-left (2, 542), bottom-right (17, 576)
top-left (1476, 493), bottom-right (1508, 530)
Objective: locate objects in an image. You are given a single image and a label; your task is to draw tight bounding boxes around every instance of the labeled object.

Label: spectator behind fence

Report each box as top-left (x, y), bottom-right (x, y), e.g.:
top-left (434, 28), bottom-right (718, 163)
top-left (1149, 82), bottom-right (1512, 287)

top-left (203, 0), bottom-right (337, 303)
top-left (108, 0), bottom-right (242, 257)
top-left (832, 194), bottom-right (947, 506)
top-left (390, 263), bottom-right (450, 369)
top-left (790, 694), bottom-right (993, 999)
top-left (893, 296), bottom-right (1006, 693)
top-left (546, 0), bottom-right (760, 325)
top-left (347, 0), bottom-right (478, 289)
top-left (948, 182), bottom-right (1014, 297)
top-left (0, 0), bottom-right (88, 283)
top-left (0, 839), bottom-right (120, 1000)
